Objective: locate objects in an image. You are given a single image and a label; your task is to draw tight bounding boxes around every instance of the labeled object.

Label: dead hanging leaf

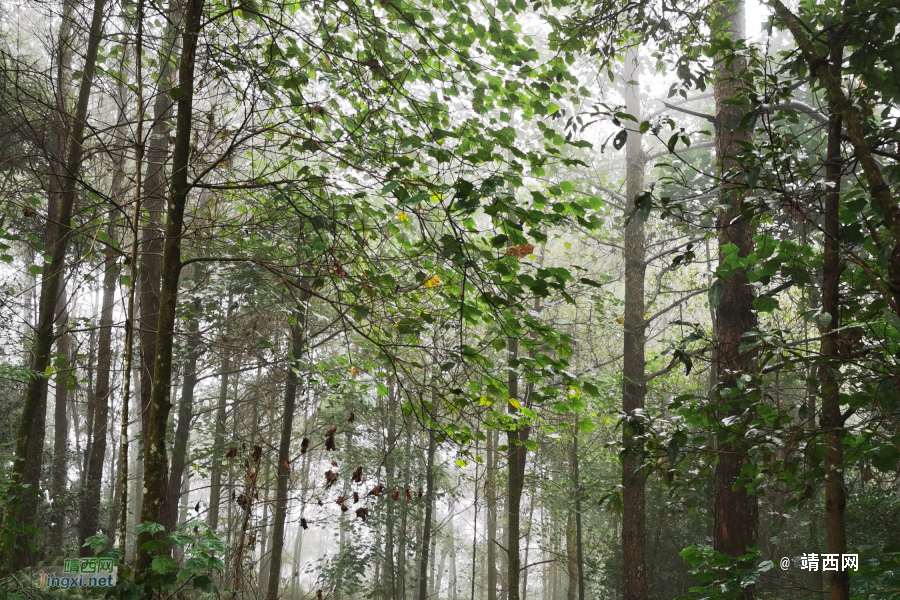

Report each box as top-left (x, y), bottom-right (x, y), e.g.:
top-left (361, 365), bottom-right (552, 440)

top-left (325, 424), bottom-right (338, 437)
top-left (282, 460), bottom-right (291, 474)
top-left (300, 438), bottom-right (310, 454)
top-left (331, 460), bottom-right (338, 467)
top-left (236, 494), bottom-right (249, 509)
top-left (252, 445), bottom-right (262, 463)
top-left (325, 470), bottom-right (339, 488)
top-left (348, 411), bottom-right (355, 423)
top-left (349, 367), bottom-right (360, 376)
top-left (352, 492), bottom-right (359, 503)
top-left (505, 244), bottom-right (534, 258)
top-left (368, 484), bottom-right (384, 497)
top-left (317, 497), bottom-right (323, 506)
top-left (248, 532), bottom-right (256, 548)
top-left (355, 507), bottom-right (369, 522)
top-left (418, 486), bottom-right (423, 498)
top-left (392, 489), bottom-right (400, 501)
top-left (243, 458), bottom-right (251, 471)
top-left (225, 446), bottom-right (237, 459)
top-left (336, 495), bottom-right (346, 505)
top-left (194, 502), bottom-right (201, 513)
top-left (317, 590), bottom-right (324, 600)
top-left (300, 518), bottom-right (308, 530)
top-left (334, 261), bottom-right (347, 278)
top-left (405, 488), bottom-right (412, 501)
top-left (352, 466), bottom-right (363, 483)
top-left (325, 436), bottom-right (336, 451)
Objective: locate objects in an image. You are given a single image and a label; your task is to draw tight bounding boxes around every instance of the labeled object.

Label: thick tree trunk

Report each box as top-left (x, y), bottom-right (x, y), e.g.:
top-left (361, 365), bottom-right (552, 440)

top-left (621, 45), bottom-right (649, 600)
top-left (712, 0), bottom-right (758, 592)
top-left (134, 0), bottom-right (205, 575)
top-left (506, 335), bottom-right (528, 600)
top-left (3, 0), bottom-right (107, 569)
top-left (266, 312), bottom-right (309, 600)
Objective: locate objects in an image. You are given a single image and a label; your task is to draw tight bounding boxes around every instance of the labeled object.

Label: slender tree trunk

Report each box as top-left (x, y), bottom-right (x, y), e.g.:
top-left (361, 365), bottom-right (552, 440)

top-left (506, 337), bottom-right (528, 600)
top-left (166, 294), bottom-right (201, 529)
top-left (384, 380), bottom-right (398, 600)
top-left (134, 0), bottom-right (205, 574)
top-left (712, 1), bottom-right (758, 593)
top-left (138, 0), bottom-right (183, 441)
top-left (50, 290), bottom-right (72, 546)
top-left (78, 221), bottom-right (118, 553)
top-left (621, 45), bottom-right (649, 600)
top-left (266, 309), bottom-right (309, 600)
top-left (820, 12), bottom-right (850, 599)
top-left (487, 428), bottom-right (498, 600)
top-left (417, 429), bottom-right (437, 600)
top-left (566, 509), bottom-right (577, 600)
top-left (209, 297), bottom-right (233, 532)
top-left (571, 435), bottom-right (585, 600)
top-left (3, 0), bottom-right (107, 569)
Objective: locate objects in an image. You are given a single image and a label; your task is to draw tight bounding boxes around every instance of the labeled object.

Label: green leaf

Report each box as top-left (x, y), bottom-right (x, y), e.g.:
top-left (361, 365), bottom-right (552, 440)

top-left (136, 521), bottom-right (166, 535)
top-left (709, 279), bottom-right (723, 309)
top-left (577, 417), bottom-right (594, 434)
top-left (28, 265), bottom-right (43, 276)
top-left (151, 555), bottom-right (178, 574)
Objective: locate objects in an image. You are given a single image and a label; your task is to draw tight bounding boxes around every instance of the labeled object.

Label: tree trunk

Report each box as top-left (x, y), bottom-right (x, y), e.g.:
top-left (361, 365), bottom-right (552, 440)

top-left (139, 0), bottom-right (183, 442)
top-left (50, 290), bottom-right (72, 546)
top-left (417, 429), bottom-right (437, 600)
top-left (266, 311), bottom-right (309, 600)
top-left (134, 0), bottom-right (205, 574)
top-left (819, 12), bottom-right (850, 599)
top-left (621, 45), bottom-right (648, 600)
top-left (209, 297), bottom-right (233, 532)
top-left (78, 220), bottom-right (117, 553)
top-left (3, 0), bottom-right (107, 569)
top-left (712, 0), bottom-right (758, 592)
top-left (384, 380), bottom-right (399, 600)
top-left (571, 435), bottom-right (585, 600)
top-left (486, 428), bottom-right (498, 600)
top-left (166, 294), bottom-right (201, 529)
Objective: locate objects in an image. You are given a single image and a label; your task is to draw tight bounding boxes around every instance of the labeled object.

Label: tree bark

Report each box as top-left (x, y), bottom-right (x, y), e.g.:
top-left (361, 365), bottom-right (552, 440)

top-left (133, 0), bottom-right (205, 575)
top-left (266, 309), bottom-right (309, 600)
top-left (621, 44), bottom-right (649, 600)
top-left (50, 288), bottom-right (72, 546)
top-left (712, 0), bottom-right (758, 592)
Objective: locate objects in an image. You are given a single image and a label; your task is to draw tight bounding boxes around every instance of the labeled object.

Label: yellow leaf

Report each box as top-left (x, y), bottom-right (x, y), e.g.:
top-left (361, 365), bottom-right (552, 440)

top-left (397, 211), bottom-right (408, 222)
top-left (424, 275), bottom-right (441, 288)
top-left (509, 398), bottom-right (522, 410)
top-left (45, 365), bottom-right (53, 376)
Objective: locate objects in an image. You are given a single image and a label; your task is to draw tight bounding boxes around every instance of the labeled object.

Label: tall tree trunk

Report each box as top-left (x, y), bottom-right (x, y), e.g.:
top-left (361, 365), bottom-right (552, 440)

top-left (266, 309), bottom-right (309, 600)
top-left (209, 296), bottom-right (233, 532)
top-left (621, 45), bottom-right (648, 600)
top-left (417, 429), bottom-right (437, 600)
top-left (566, 509), bottom-right (577, 600)
top-left (506, 337), bottom-right (528, 600)
top-left (571, 435), bottom-right (585, 600)
top-left (50, 288), bottom-right (72, 546)
top-left (167, 294), bottom-right (201, 529)
top-left (138, 0), bottom-right (184, 441)
top-left (134, 0), bottom-right (205, 574)
top-left (819, 11), bottom-right (850, 599)
top-left (78, 220), bottom-right (118, 553)
top-left (486, 428), bottom-right (498, 600)
top-left (712, 0), bottom-right (758, 592)
top-left (3, 0), bottom-right (107, 569)
top-left (384, 380), bottom-right (398, 600)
